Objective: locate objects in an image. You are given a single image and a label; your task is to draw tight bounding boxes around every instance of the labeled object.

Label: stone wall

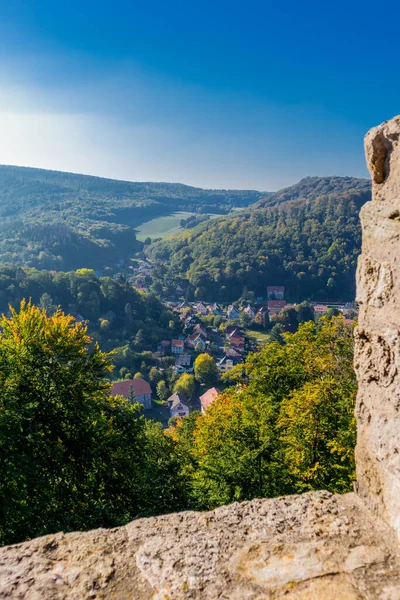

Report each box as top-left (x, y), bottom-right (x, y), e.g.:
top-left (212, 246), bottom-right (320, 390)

top-left (355, 115), bottom-right (400, 535)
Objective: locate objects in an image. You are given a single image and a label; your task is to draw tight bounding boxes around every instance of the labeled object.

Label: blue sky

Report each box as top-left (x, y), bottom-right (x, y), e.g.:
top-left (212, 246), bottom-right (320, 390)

top-left (0, 0), bottom-right (399, 190)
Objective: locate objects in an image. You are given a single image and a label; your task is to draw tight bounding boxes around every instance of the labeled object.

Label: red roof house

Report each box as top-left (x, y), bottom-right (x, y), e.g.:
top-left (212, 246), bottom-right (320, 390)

top-left (200, 387), bottom-right (220, 413)
top-left (110, 378), bottom-right (152, 410)
top-left (268, 300), bottom-right (287, 315)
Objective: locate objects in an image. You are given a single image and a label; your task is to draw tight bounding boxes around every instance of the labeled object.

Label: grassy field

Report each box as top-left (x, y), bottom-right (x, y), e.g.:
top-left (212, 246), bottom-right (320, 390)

top-left (135, 212), bottom-right (220, 241)
top-left (246, 329), bottom-right (270, 343)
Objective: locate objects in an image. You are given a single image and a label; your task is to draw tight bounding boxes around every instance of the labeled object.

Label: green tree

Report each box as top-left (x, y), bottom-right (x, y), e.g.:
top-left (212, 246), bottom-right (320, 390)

top-left (38, 292), bottom-right (56, 315)
top-left (295, 301), bottom-right (315, 324)
top-left (186, 318), bottom-right (356, 509)
top-left (174, 373), bottom-right (195, 400)
top-left (149, 367), bottom-right (163, 388)
top-left (156, 380), bottom-right (170, 401)
top-left (269, 323), bottom-right (285, 344)
top-left (194, 353), bottom-right (218, 387)
top-left (127, 384), bottom-right (136, 404)
top-left (0, 301), bottom-right (145, 545)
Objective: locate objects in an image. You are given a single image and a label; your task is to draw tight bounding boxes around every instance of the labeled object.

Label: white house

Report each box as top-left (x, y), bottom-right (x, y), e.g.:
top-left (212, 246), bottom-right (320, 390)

top-left (168, 392), bottom-right (190, 418)
top-left (171, 339), bottom-right (185, 354)
top-left (194, 302), bottom-right (208, 315)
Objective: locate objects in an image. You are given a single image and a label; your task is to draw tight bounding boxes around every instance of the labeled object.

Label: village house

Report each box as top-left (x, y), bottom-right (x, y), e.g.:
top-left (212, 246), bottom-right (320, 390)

top-left (217, 353), bottom-right (243, 375)
top-left (194, 302), bottom-right (208, 315)
top-left (217, 356), bottom-right (235, 374)
top-left (208, 303), bottom-right (223, 316)
top-left (227, 305), bottom-right (240, 320)
top-left (176, 300), bottom-right (190, 311)
top-left (229, 336), bottom-right (245, 353)
top-left (193, 324), bottom-right (208, 338)
top-left (110, 377), bottom-right (152, 410)
top-left (225, 325), bottom-right (241, 337)
top-left (268, 300), bottom-right (287, 315)
top-left (174, 354), bottom-right (194, 373)
top-left (200, 387), bottom-right (220, 413)
top-left (171, 339), bottom-right (185, 354)
top-left (314, 304), bottom-right (329, 315)
top-left (267, 286), bottom-right (285, 300)
top-left (157, 340), bottom-right (171, 355)
top-left (186, 332), bottom-right (207, 350)
top-left (168, 392), bottom-right (190, 418)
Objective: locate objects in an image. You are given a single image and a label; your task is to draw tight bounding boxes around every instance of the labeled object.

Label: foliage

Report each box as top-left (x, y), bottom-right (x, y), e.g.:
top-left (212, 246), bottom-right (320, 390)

top-left (156, 380), bottom-right (170, 401)
top-left (0, 302), bottom-right (189, 545)
top-left (194, 353), bottom-right (218, 386)
top-left (174, 317), bottom-right (356, 509)
top-left (0, 165), bottom-right (261, 270)
top-left (174, 373), bottom-right (195, 400)
top-left (146, 176), bottom-right (371, 301)
top-left (0, 265), bottom-right (180, 375)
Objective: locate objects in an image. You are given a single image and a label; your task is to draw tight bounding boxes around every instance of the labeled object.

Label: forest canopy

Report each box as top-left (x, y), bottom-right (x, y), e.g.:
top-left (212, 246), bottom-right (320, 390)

top-left (0, 165), bottom-right (262, 270)
top-left (146, 176), bottom-right (371, 302)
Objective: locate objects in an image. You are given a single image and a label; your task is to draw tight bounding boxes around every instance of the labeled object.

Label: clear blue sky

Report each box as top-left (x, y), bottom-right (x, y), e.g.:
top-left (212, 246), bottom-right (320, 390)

top-left (0, 0), bottom-right (398, 190)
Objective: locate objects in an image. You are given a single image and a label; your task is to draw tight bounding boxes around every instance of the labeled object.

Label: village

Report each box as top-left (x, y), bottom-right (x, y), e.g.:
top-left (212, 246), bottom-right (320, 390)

top-left (109, 277), bottom-right (358, 427)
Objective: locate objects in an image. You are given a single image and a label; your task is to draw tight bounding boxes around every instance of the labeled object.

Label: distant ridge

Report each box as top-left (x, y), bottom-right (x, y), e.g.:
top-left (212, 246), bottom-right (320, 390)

top-left (0, 164), bottom-right (263, 271)
top-left (146, 176), bottom-right (372, 302)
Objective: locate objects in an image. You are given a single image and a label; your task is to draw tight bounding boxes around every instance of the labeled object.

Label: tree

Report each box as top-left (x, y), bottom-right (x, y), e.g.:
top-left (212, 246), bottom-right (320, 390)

top-left (194, 353), bottom-right (218, 387)
top-left (38, 292), bottom-right (56, 315)
top-left (278, 307), bottom-right (299, 333)
top-left (157, 380), bottom-right (169, 401)
top-left (174, 373), bottom-right (195, 400)
top-left (187, 317), bottom-right (356, 509)
top-left (128, 384), bottom-right (136, 404)
top-left (0, 301), bottom-right (146, 545)
top-left (295, 301), bottom-right (315, 324)
top-left (149, 367), bottom-right (163, 388)
top-left (195, 341), bottom-right (204, 353)
top-left (269, 323), bottom-right (285, 344)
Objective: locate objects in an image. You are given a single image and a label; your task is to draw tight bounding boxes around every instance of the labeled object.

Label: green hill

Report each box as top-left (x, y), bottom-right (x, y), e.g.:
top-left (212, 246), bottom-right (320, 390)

top-left (145, 176), bottom-right (371, 302)
top-left (0, 165), bottom-right (262, 270)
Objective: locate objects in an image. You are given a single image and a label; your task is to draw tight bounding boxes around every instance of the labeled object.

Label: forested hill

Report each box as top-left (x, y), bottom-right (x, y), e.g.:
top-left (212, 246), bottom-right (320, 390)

top-left (0, 165), bottom-right (263, 270)
top-left (146, 176), bottom-right (371, 302)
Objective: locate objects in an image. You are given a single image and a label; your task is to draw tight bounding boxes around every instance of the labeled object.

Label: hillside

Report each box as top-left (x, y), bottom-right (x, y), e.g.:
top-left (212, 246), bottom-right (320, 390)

top-left (146, 176), bottom-right (371, 302)
top-left (0, 165), bottom-right (263, 270)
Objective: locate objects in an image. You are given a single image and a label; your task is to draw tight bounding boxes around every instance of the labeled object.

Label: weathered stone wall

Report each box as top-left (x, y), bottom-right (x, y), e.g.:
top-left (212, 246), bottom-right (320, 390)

top-left (2, 116), bottom-right (400, 598)
top-left (355, 115), bottom-right (400, 535)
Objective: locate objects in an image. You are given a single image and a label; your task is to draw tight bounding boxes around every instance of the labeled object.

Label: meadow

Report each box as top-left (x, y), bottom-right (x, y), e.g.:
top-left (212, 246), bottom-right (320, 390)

top-left (135, 212), bottom-right (220, 241)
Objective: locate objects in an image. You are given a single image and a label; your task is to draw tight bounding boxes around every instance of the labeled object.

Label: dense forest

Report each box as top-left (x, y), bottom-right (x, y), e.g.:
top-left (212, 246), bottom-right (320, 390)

top-left (0, 264), bottom-right (180, 372)
top-left (146, 176), bottom-right (371, 301)
top-left (0, 165), bottom-right (262, 270)
top-left (0, 304), bottom-right (356, 545)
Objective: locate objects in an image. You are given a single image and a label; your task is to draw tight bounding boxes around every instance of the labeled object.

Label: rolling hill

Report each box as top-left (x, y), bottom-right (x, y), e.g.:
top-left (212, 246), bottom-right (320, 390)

top-left (0, 165), bottom-right (263, 270)
top-left (145, 176), bottom-right (372, 302)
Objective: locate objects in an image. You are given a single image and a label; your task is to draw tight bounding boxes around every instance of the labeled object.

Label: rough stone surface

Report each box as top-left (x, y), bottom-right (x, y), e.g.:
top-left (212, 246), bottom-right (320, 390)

top-left (2, 116), bottom-right (400, 598)
top-left (1, 492), bottom-right (400, 599)
top-left (356, 115), bottom-right (400, 536)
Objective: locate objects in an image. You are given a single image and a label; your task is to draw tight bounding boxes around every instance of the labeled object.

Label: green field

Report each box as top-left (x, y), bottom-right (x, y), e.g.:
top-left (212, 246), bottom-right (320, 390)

top-left (135, 212), bottom-right (221, 241)
top-left (246, 329), bottom-right (271, 343)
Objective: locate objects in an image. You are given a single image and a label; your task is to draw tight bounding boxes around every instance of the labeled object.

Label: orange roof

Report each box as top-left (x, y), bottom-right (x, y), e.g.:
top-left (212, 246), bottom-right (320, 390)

top-left (200, 387), bottom-right (220, 410)
top-left (110, 378), bottom-right (151, 398)
top-left (172, 339), bottom-right (184, 347)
